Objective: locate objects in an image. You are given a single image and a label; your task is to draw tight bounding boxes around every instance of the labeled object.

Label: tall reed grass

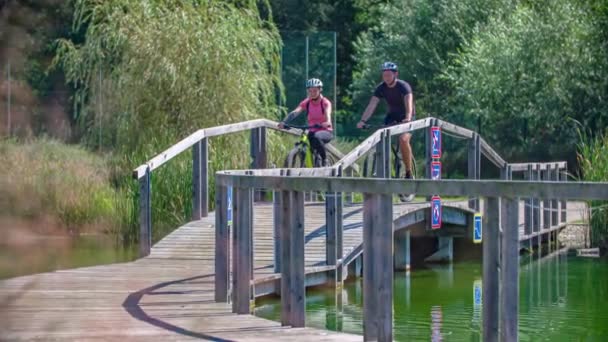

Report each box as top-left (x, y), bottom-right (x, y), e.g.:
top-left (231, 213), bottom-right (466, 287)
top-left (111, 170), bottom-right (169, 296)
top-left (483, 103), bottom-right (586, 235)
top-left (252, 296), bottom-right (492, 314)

top-left (577, 131), bottom-right (608, 251)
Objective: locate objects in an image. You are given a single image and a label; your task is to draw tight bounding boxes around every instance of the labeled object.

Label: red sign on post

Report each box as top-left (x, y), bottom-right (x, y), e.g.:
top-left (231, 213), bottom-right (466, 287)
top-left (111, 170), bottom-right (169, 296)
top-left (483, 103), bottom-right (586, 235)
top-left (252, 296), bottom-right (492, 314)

top-left (431, 195), bottom-right (442, 229)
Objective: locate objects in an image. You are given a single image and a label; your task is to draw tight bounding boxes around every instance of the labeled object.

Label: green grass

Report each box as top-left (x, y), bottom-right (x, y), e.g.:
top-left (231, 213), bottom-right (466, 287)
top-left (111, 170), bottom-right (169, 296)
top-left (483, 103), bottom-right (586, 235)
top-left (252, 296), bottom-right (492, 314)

top-left (577, 130), bottom-right (608, 251)
top-left (0, 138), bottom-right (128, 237)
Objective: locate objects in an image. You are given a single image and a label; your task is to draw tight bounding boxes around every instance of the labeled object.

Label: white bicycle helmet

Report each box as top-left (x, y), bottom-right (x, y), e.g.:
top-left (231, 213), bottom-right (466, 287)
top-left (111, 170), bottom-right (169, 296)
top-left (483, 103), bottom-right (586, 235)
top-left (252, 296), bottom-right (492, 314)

top-left (306, 78), bottom-right (323, 88)
top-left (381, 61), bottom-right (398, 72)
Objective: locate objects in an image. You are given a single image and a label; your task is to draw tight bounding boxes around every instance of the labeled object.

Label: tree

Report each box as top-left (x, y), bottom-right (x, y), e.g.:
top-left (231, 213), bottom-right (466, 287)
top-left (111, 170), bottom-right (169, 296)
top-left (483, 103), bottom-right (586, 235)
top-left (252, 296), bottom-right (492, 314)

top-left (445, 0), bottom-right (608, 162)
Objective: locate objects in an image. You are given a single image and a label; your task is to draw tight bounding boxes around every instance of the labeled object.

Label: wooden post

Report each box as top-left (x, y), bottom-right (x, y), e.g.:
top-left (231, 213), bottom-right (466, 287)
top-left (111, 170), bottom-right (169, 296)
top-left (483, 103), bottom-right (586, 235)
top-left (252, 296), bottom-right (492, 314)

top-left (273, 190), bottom-right (281, 273)
top-left (375, 130), bottom-right (390, 178)
top-left (326, 170), bottom-right (337, 269)
top-left (560, 165), bottom-right (567, 223)
top-left (345, 167), bottom-right (353, 204)
top-left (542, 167), bottom-right (550, 229)
top-left (425, 120), bottom-right (432, 180)
top-left (363, 193), bottom-right (393, 341)
top-left (551, 163), bottom-right (559, 226)
top-left (232, 187), bottom-right (253, 314)
top-left (139, 167), bottom-right (152, 257)
top-left (326, 187), bottom-right (344, 284)
top-left (192, 138), bottom-right (208, 219)
top-left (469, 133), bottom-right (481, 210)
top-left (250, 127), bottom-right (267, 201)
top-left (533, 164), bottom-right (541, 243)
top-left (280, 191), bottom-right (306, 327)
top-left (273, 169), bottom-right (285, 274)
top-left (215, 184), bottom-right (229, 302)
top-left (336, 167), bottom-right (343, 280)
top-left (501, 197), bottom-right (519, 342)
top-left (483, 197), bottom-right (500, 342)
top-left (524, 164), bottom-right (533, 238)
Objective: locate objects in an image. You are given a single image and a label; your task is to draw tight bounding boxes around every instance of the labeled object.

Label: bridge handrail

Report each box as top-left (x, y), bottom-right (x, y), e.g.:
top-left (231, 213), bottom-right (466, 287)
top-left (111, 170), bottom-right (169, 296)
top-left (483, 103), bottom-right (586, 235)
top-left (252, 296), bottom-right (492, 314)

top-left (215, 173), bottom-right (608, 200)
top-left (132, 118), bottom-right (349, 180)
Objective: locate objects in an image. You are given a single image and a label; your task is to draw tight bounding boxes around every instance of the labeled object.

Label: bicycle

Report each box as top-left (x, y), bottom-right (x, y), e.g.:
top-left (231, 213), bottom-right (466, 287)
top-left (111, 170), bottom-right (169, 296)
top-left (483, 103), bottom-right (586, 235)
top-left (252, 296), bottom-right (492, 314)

top-left (361, 123), bottom-right (417, 202)
top-left (282, 124), bottom-right (337, 168)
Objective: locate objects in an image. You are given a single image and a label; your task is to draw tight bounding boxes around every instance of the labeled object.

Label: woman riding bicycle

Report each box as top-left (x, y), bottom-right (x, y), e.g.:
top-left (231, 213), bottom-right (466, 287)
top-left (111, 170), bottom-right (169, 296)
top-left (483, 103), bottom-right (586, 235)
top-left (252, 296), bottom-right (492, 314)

top-left (278, 78), bottom-right (333, 166)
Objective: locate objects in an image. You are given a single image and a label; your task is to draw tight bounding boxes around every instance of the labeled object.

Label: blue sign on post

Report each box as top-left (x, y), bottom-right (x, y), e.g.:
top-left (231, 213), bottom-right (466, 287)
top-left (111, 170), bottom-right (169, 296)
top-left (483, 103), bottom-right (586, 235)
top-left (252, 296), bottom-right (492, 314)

top-left (431, 196), bottom-right (442, 229)
top-left (474, 279), bottom-right (482, 306)
top-left (431, 161), bottom-right (441, 180)
top-left (431, 126), bottom-right (442, 159)
top-left (227, 187), bottom-right (233, 226)
top-left (473, 213), bottom-right (482, 243)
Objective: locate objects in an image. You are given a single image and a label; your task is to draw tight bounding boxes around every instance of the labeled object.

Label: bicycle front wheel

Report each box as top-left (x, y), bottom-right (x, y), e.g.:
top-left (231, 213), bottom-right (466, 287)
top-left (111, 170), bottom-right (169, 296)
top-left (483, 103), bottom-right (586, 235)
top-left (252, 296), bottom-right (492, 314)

top-left (285, 147), bottom-right (306, 168)
top-left (362, 151), bottom-right (376, 178)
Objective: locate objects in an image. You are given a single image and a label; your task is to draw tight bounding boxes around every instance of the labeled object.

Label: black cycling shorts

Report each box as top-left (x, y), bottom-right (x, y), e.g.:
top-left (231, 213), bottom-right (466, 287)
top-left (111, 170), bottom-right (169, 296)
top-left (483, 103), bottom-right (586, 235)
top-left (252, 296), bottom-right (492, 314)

top-left (384, 113), bottom-right (416, 126)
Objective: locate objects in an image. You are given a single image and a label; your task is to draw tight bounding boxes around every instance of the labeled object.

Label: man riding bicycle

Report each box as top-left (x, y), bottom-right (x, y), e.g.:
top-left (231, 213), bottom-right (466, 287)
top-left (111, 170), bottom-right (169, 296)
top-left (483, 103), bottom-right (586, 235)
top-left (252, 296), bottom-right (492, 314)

top-left (356, 61), bottom-right (416, 180)
top-left (278, 78), bottom-right (333, 166)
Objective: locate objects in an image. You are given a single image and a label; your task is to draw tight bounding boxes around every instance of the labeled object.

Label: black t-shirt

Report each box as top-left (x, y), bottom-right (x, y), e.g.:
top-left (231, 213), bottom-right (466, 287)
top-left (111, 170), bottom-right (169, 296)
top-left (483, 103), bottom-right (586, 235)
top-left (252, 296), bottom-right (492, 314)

top-left (373, 79), bottom-right (416, 120)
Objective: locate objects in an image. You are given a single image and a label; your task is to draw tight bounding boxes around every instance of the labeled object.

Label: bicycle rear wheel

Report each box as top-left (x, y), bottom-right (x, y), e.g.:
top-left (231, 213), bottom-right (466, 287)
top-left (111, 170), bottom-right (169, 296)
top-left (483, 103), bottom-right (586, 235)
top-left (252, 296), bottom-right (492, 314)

top-left (395, 150), bottom-right (416, 202)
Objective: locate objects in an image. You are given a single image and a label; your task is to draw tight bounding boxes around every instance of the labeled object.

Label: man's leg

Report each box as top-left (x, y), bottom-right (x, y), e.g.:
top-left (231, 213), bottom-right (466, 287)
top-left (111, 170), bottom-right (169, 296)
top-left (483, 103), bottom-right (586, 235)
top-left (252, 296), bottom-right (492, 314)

top-left (399, 132), bottom-right (413, 177)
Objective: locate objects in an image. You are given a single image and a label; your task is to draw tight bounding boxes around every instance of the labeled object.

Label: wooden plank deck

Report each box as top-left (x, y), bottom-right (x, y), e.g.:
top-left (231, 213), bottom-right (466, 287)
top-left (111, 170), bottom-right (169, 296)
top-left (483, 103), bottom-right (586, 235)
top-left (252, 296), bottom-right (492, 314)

top-left (0, 199), bottom-right (585, 340)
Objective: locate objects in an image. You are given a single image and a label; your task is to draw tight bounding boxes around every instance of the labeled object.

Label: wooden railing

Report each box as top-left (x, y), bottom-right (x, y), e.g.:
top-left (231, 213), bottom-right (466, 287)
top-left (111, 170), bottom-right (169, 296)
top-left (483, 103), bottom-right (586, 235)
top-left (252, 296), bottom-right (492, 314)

top-left (131, 115), bottom-right (582, 341)
top-left (133, 117), bottom-right (570, 257)
top-left (214, 172), bottom-right (608, 341)
top-left (131, 118), bottom-right (351, 257)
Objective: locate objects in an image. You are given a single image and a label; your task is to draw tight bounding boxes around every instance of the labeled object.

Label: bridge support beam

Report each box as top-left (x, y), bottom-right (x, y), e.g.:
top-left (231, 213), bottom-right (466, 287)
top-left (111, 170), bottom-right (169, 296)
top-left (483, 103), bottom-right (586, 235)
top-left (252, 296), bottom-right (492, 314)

top-left (279, 191), bottom-right (306, 327)
top-left (394, 230), bottom-right (411, 270)
top-left (501, 197), bottom-right (520, 341)
top-left (363, 193), bottom-right (393, 342)
top-left (214, 184), bottom-right (229, 302)
top-left (193, 137), bottom-right (208, 219)
top-left (483, 197), bottom-right (500, 342)
top-left (424, 236), bottom-right (453, 263)
top-left (232, 187), bottom-right (253, 314)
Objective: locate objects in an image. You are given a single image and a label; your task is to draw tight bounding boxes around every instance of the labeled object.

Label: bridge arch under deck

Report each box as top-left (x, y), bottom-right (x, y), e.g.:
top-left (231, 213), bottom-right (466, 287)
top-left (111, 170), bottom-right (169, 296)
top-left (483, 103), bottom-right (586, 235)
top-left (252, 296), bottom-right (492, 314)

top-left (341, 202), bottom-right (475, 278)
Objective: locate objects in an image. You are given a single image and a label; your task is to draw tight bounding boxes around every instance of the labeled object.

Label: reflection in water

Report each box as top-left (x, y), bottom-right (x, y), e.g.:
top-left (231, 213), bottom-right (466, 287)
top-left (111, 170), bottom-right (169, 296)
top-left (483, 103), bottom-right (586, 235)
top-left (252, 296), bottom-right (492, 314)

top-left (255, 253), bottom-right (608, 341)
top-left (431, 305), bottom-right (442, 342)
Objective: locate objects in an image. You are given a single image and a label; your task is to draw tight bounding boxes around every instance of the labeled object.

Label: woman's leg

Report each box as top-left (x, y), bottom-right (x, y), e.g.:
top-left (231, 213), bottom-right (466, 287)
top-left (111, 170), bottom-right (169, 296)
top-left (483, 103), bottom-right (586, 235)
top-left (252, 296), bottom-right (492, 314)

top-left (312, 130), bottom-right (333, 166)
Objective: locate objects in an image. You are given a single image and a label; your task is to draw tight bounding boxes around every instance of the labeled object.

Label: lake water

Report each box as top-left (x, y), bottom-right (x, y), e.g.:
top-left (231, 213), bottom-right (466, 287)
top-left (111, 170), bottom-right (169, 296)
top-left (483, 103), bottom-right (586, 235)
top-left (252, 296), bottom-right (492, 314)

top-left (255, 253), bottom-right (608, 341)
top-left (0, 234), bottom-right (137, 280)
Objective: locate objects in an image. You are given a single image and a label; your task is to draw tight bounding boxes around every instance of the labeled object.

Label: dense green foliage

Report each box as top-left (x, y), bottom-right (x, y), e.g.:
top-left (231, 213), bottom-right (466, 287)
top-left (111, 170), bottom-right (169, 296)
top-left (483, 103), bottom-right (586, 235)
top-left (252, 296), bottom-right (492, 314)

top-left (350, 0), bottom-right (608, 165)
top-left (2, 0), bottom-right (608, 245)
top-left (50, 0), bottom-right (286, 242)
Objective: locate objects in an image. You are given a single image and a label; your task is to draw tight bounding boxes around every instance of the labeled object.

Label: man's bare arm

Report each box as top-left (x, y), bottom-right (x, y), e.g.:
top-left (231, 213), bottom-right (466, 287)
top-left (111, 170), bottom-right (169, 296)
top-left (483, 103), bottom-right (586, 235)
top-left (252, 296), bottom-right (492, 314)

top-left (360, 96), bottom-right (380, 123)
top-left (403, 94), bottom-right (413, 122)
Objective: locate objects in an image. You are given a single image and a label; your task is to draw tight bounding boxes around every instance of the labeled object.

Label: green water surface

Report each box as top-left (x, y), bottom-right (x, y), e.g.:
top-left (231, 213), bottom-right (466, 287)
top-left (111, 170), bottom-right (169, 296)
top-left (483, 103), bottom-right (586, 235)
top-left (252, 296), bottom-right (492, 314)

top-left (255, 253), bottom-right (608, 341)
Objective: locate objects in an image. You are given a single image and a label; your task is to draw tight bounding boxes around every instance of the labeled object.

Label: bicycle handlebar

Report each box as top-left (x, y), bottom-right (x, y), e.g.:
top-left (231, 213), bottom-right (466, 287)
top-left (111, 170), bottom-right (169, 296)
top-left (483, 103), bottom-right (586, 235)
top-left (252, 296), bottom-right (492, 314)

top-left (361, 123), bottom-right (386, 130)
top-left (282, 123), bottom-right (322, 130)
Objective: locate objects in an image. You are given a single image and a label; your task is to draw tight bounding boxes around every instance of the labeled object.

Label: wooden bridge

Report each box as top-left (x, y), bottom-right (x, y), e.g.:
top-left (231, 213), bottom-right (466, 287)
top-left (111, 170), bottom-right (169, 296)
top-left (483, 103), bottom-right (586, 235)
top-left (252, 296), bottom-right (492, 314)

top-left (1, 117), bottom-right (604, 342)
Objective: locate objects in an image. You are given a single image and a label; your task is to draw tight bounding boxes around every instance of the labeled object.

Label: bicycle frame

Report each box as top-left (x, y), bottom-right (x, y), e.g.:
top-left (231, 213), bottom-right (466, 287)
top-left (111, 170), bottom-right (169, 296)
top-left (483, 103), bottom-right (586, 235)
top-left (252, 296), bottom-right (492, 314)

top-left (362, 124), bottom-right (416, 179)
top-left (284, 124), bottom-right (320, 168)
top-left (296, 133), bottom-right (315, 168)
